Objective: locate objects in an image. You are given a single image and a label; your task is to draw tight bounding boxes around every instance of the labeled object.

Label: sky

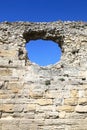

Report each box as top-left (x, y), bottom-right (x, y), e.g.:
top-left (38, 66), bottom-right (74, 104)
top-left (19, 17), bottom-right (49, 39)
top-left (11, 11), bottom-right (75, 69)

top-left (0, 0), bottom-right (87, 66)
top-left (26, 40), bottom-right (62, 66)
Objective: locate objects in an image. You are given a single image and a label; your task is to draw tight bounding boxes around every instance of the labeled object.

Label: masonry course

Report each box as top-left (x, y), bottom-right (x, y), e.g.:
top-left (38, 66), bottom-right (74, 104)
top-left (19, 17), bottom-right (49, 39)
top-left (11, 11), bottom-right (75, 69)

top-left (0, 21), bottom-right (87, 130)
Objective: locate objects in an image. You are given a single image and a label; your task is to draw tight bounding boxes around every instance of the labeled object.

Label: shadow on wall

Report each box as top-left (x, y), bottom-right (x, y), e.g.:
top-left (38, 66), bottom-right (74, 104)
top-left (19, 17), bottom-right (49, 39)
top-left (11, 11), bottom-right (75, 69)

top-left (25, 39), bottom-right (62, 66)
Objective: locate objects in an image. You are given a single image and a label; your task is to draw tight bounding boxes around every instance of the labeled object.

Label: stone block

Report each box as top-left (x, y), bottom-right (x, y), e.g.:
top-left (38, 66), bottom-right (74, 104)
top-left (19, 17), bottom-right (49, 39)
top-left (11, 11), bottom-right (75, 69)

top-left (0, 94), bottom-right (9, 99)
top-left (36, 105), bottom-right (54, 112)
top-left (44, 90), bottom-right (60, 98)
top-left (1, 104), bottom-right (14, 113)
top-left (44, 112), bottom-right (59, 119)
top-left (7, 82), bottom-right (22, 93)
top-left (2, 124), bottom-right (19, 130)
top-left (0, 69), bottom-right (12, 76)
top-left (37, 99), bottom-right (53, 106)
top-left (78, 98), bottom-right (87, 105)
top-left (35, 113), bottom-right (45, 119)
top-left (0, 49), bottom-right (17, 58)
top-left (57, 105), bottom-right (75, 112)
top-left (14, 104), bottom-right (24, 112)
top-left (23, 112), bottom-right (35, 119)
top-left (29, 90), bottom-right (43, 98)
top-left (79, 90), bottom-right (85, 98)
top-left (64, 98), bottom-right (78, 105)
top-left (59, 111), bottom-right (66, 119)
top-left (70, 89), bottom-right (78, 97)
top-left (75, 105), bottom-right (87, 113)
top-left (26, 104), bottom-right (36, 112)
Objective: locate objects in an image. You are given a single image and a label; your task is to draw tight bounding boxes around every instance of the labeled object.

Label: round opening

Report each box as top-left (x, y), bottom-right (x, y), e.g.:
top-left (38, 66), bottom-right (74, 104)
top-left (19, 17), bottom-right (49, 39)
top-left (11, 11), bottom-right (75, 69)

top-left (25, 39), bottom-right (62, 66)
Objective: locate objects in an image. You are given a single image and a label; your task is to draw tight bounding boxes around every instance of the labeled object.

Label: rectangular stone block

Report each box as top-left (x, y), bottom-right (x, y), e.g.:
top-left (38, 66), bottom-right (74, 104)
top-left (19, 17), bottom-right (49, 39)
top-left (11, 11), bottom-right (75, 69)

top-left (25, 104), bottom-right (36, 112)
top-left (0, 94), bottom-right (9, 99)
top-left (14, 104), bottom-right (24, 112)
top-left (0, 69), bottom-right (12, 76)
top-left (78, 98), bottom-right (87, 105)
top-left (57, 105), bottom-right (75, 112)
top-left (2, 124), bottom-right (19, 130)
top-left (0, 104), bottom-right (14, 113)
top-left (44, 90), bottom-right (60, 98)
top-left (70, 89), bottom-right (78, 97)
top-left (0, 49), bottom-right (17, 58)
top-left (75, 105), bottom-right (87, 113)
top-left (29, 90), bottom-right (43, 99)
top-left (37, 99), bottom-right (53, 106)
top-left (64, 98), bottom-right (78, 105)
top-left (36, 105), bottom-right (54, 112)
top-left (7, 82), bottom-right (23, 93)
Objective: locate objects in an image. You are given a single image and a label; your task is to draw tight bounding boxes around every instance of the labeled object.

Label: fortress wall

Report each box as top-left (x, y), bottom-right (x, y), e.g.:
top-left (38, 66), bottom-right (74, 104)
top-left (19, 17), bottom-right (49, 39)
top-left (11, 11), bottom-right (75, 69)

top-left (0, 21), bottom-right (87, 130)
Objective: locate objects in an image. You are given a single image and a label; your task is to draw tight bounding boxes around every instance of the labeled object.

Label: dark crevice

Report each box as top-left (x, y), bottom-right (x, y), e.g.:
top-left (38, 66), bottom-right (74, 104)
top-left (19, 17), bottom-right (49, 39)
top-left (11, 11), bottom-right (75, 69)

top-left (8, 60), bottom-right (13, 64)
top-left (23, 30), bottom-right (46, 42)
top-left (18, 48), bottom-right (24, 60)
top-left (23, 30), bottom-right (64, 48)
top-left (72, 49), bottom-right (79, 54)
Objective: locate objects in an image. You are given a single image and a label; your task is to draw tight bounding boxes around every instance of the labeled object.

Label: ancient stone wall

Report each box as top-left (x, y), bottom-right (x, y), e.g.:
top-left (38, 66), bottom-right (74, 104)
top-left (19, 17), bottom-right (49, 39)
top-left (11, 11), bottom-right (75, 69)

top-left (0, 21), bottom-right (87, 130)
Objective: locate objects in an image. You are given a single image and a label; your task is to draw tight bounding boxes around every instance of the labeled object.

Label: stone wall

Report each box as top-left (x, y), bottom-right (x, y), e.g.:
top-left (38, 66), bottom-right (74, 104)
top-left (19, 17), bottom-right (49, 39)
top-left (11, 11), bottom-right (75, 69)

top-left (0, 21), bottom-right (87, 130)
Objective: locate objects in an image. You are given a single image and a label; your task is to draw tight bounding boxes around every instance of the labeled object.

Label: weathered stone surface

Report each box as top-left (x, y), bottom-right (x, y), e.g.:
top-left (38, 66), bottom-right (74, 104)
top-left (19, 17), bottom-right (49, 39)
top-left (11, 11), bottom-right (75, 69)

top-left (0, 49), bottom-right (17, 58)
top-left (64, 98), bottom-right (78, 105)
top-left (57, 105), bottom-right (75, 112)
top-left (78, 98), bottom-right (87, 105)
top-left (26, 104), bottom-right (36, 112)
top-left (0, 69), bottom-right (12, 76)
top-left (59, 111), bottom-right (66, 118)
top-left (75, 105), bottom-right (87, 113)
top-left (1, 104), bottom-right (14, 113)
top-left (29, 89), bottom-right (43, 98)
top-left (70, 89), bottom-right (78, 98)
top-left (37, 99), bottom-right (53, 105)
top-left (0, 21), bottom-right (87, 129)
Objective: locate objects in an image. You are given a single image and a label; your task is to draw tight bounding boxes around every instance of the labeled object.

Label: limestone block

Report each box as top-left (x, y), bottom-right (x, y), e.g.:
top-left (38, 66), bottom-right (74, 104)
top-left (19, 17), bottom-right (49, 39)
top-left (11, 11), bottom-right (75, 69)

top-left (64, 98), bottom-right (78, 105)
top-left (1, 104), bottom-right (14, 113)
top-left (26, 104), bottom-right (36, 112)
top-left (70, 89), bottom-right (78, 97)
top-left (75, 105), bottom-right (87, 113)
top-left (35, 113), bottom-right (45, 119)
top-left (0, 69), bottom-right (12, 76)
top-left (78, 98), bottom-right (87, 105)
top-left (29, 90), bottom-right (43, 98)
top-left (44, 90), bottom-right (60, 98)
top-left (7, 82), bottom-right (23, 93)
top-left (44, 112), bottom-right (59, 119)
top-left (37, 99), bottom-right (53, 106)
top-left (14, 104), bottom-right (24, 112)
top-left (57, 105), bottom-right (75, 112)
top-left (23, 112), bottom-right (35, 119)
top-left (0, 49), bottom-right (17, 58)
top-left (0, 94), bottom-right (9, 99)
top-left (36, 105), bottom-right (54, 112)
top-left (59, 111), bottom-right (66, 118)
top-left (79, 90), bottom-right (85, 98)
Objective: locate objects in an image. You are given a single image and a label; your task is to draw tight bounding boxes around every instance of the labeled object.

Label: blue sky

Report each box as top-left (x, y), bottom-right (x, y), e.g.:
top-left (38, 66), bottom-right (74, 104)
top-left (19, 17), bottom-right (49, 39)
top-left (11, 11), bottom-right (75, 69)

top-left (0, 0), bottom-right (87, 66)
top-left (0, 0), bottom-right (87, 22)
top-left (26, 40), bottom-right (62, 66)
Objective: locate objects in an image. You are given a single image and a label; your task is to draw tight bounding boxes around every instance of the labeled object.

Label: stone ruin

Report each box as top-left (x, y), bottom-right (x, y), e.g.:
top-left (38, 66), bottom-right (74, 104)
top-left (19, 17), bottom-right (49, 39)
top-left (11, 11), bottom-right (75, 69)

top-left (0, 21), bottom-right (87, 130)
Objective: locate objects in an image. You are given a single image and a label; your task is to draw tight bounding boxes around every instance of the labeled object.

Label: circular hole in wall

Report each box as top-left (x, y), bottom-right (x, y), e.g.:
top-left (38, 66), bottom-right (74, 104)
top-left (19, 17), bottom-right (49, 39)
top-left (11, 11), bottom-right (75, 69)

top-left (25, 39), bottom-right (62, 66)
